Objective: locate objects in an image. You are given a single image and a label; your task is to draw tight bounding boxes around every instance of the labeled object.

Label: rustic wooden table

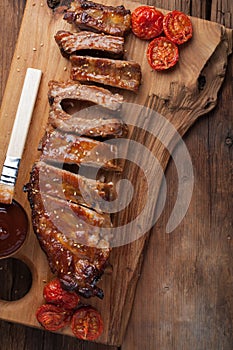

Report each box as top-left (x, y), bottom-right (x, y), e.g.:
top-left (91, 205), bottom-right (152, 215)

top-left (0, 1), bottom-right (232, 349)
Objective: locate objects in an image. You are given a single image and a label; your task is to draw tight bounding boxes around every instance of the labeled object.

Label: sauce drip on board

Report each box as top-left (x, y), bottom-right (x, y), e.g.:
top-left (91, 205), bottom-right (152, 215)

top-left (0, 200), bottom-right (28, 258)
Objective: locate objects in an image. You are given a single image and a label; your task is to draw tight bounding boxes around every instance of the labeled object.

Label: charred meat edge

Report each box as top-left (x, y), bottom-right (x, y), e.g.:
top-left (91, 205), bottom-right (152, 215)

top-left (64, 0), bottom-right (131, 37)
top-left (55, 30), bottom-right (125, 59)
top-left (70, 56), bottom-right (142, 92)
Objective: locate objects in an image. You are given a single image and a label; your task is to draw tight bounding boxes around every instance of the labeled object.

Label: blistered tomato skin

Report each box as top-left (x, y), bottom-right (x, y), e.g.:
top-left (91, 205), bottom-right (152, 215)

top-left (147, 37), bottom-right (179, 71)
top-left (163, 10), bottom-right (193, 45)
top-left (43, 278), bottom-right (80, 310)
top-left (132, 6), bottom-right (164, 40)
top-left (71, 306), bottom-right (104, 341)
top-left (36, 304), bottom-right (72, 331)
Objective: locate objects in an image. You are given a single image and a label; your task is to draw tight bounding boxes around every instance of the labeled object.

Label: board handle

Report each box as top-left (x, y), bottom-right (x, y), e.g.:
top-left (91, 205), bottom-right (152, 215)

top-left (0, 68), bottom-right (42, 204)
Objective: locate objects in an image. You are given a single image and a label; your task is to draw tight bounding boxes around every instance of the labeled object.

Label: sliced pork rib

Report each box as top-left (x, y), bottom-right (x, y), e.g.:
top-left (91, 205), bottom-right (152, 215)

top-left (55, 30), bottom-right (125, 58)
top-left (28, 161), bottom-right (116, 213)
top-left (70, 56), bottom-right (142, 92)
top-left (64, 0), bottom-right (131, 37)
top-left (25, 171), bottom-right (112, 298)
top-left (41, 129), bottom-right (122, 171)
top-left (48, 80), bottom-right (128, 137)
top-left (48, 80), bottom-right (123, 111)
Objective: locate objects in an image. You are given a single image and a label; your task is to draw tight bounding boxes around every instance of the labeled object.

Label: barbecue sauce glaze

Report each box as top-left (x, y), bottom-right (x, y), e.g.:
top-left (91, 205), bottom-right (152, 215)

top-left (0, 200), bottom-right (28, 258)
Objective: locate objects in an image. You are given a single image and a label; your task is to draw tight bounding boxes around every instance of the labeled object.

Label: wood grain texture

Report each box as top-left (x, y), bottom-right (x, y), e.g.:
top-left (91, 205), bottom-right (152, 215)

top-left (0, 320), bottom-right (119, 350)
top-left (0, 0), bottom-right (26, 104)
top-left (0, 1), bottom-right (232, 350)
top-left (211, 0), bottom-right (233, 27)
top-left (191, 0), bottom-right (212, 19)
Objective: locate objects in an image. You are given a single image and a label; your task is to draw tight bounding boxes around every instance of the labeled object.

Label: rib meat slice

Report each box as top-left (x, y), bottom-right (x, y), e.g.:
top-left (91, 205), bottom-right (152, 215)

top-left (48, 80), bottom-right (123, 111)
top-left (48, 80), bottom-right (128, 137)
top-left (28, 161), bottom-right (116, 213)
top-left (70, 56), bottom-right (142, 92)
top-left (55, 30), bottom-right (125, 58)
top-left (41, 129), bottom-right (122, 171)
top-left (25, 174), bottom-right (112, 298)
top-left (63, 0), bottom-right (131, 37)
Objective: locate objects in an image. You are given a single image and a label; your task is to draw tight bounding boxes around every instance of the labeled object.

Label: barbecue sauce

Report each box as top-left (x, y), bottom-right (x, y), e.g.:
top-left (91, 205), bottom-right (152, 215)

top-left (0, 200), bottom-right (28, 258)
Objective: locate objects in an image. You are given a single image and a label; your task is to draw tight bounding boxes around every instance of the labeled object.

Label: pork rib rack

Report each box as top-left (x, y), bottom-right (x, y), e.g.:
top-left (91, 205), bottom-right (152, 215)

top-left (26, 164), bottom-right (110, 298)
top-left (25, 161), bottom-right (114, 298)
top-left (25, 77), bottom-right (127, 299)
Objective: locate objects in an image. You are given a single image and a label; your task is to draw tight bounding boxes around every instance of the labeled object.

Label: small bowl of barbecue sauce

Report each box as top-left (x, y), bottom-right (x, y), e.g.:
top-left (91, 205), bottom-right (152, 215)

top-left (0, 200), bottom-right (28, 259)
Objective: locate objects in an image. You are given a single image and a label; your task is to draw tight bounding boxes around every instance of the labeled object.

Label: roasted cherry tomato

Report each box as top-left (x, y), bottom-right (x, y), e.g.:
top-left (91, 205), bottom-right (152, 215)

top-left (163, 10), bottom-right (193, 45)
top-left (131, 6), bottom-right (164, 40)
top-left (147, 37), bottom-right (179, 71)
top-left (43, 278), bottom-right (80, 310)
top-left (36, 304), bottom-right (72, 331)
top-left (71, 306), bottom-right (104, 341)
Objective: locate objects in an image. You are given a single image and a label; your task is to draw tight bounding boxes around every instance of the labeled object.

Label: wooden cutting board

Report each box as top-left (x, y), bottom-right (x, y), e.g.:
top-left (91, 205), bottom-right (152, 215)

top-left (0, 0), bottom-right (232, 346)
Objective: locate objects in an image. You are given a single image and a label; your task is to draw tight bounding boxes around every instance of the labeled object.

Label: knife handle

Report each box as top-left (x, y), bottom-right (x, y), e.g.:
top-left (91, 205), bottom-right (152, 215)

top-left (0, 68), bottom-right (42, 204)
top-left (6, 68), bottom-right (42, 159)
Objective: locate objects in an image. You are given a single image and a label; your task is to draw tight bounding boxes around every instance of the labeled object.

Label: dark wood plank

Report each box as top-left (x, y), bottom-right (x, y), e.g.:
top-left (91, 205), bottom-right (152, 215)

top-left (122, 0), bottom-right (233, 349)
top-left (0, 0), bottom-right (26, 104)
top-left (211, 0), bottom-right (233, 27)
top-left (146, 0), bottom-right (190, 13)
top-left (191, 0), bottom-right (212, 19)
top-left (0, 321), bottom-right (119, 350)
